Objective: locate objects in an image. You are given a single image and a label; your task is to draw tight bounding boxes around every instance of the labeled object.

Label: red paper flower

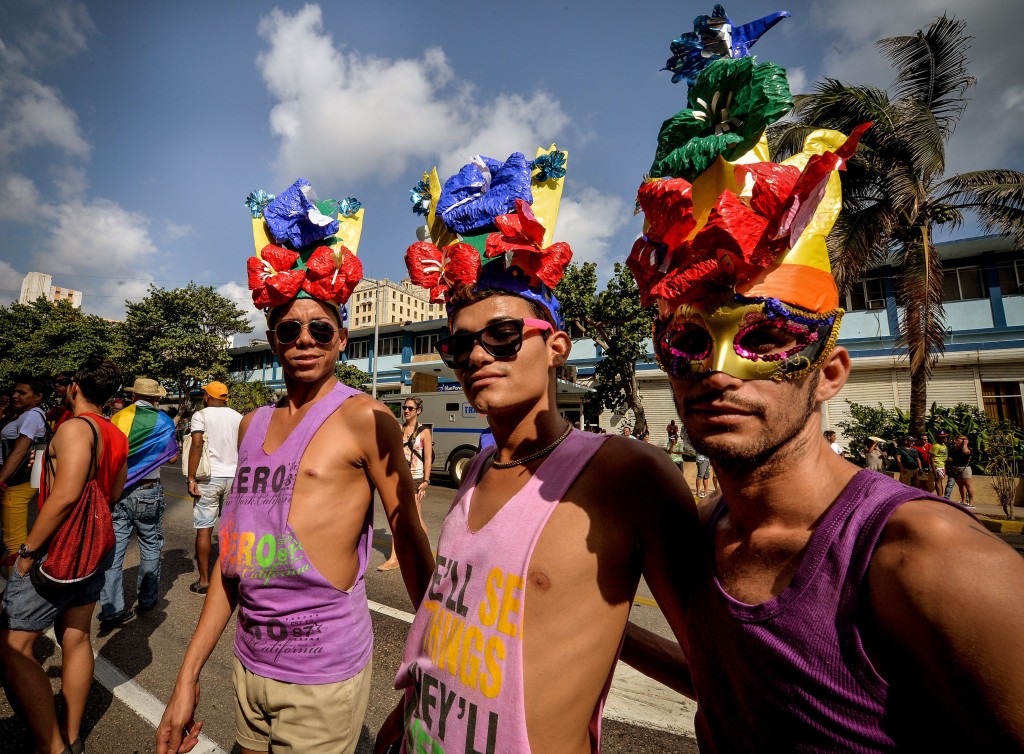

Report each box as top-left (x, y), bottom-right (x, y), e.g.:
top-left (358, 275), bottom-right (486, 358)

top-left (302, 245), bottom-right (363, 305)
top-left (484, 199), bottom-right (573, 288)
top-left (247, 244), bottom-right (304, 310)
top-left (405, 241), bottom-right (482, 303)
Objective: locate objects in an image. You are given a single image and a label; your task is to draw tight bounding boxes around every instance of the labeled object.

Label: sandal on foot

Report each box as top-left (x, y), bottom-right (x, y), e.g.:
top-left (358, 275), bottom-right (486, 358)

top-left (189, 580), bottom-right (208, 594)
top-left (377, 561), bottom-right (400, 572)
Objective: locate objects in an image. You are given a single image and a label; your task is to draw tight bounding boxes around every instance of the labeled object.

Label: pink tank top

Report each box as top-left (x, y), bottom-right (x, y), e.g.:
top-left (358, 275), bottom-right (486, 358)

top-left (394, 429), bottom-right (612, 753)
top-left (219, 383), bottom-right (373, 684)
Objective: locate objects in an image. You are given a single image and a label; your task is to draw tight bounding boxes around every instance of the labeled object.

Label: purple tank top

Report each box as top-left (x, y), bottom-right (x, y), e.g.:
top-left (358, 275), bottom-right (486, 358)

top-left (394, 429), bottom-right (613, 753)
top-left (219, 383), bottom-right (373, 684)
top-left (686, 470), bottom-right (974, 752)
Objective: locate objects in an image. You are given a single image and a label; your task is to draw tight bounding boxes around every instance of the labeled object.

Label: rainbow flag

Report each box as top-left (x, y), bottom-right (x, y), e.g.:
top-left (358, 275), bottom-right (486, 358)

top-left (110, 402), bottom-right (178, 489)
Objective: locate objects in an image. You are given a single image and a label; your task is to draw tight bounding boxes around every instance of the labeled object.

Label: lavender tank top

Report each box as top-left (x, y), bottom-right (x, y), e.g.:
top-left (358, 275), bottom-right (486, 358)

top-left (219, 383), bottom-right (373, 684)
top-left (394, 429), bottom-right (612, 753)
top-left (686, 470), bottom-right (974, 752)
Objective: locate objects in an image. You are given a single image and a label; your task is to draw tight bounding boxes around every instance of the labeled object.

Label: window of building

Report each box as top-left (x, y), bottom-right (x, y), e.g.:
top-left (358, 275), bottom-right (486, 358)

top-left (844, 277), bottom-right (886, 311)
top-left (347, 340), bottom-right (369, 359)
top-left (942, 266), bottom-right (986, 301)
top-left (997, 259), bottom-right (1024, 296)
top-left (414, 333), bottom-right (439, 355)
top-left (378, 335), bottom-right (402, 356)
top-left (982, 381), bottom-right (1024, 428)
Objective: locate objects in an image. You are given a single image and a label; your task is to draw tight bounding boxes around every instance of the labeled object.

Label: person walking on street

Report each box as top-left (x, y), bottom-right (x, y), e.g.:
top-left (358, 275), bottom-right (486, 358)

top-left (931, 430), bottom-right (951, 497)
top-left (157, 179), bottom-right (433, 754)
top-left (912, 433), bottom-right (934, 493)
top-left (0, 356), bottom-right (128, 754)
top-left (894, 435), bottom-right (922, 488)
top-left (0, 376), bottom-right (51, 562)
top-left (947, 435), bottom-right (976, 508)
top-left (378, 397), bottom-right (432, 572)
top-left (98, 378), bottom-right (179, 629)
top-left (694, 453), bottom-right (712, 498)
top-left (186, 381), bottom-right (242, 594)
top-left (376, 150), bottom-right (698, 753)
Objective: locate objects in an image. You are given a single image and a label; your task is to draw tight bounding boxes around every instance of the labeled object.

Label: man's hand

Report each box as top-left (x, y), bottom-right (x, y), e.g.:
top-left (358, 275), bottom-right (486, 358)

top-left (373, 698), bottom-right (405, 754)
top-left (187, 480), bottom-right (200, 500)
top-left (15, 555), bottom-right (33, 578)
top-left (156, 680), bottom-right (203, 754)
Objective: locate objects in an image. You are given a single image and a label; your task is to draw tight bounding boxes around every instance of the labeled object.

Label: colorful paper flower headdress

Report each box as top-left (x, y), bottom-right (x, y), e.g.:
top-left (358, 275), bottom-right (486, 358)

top-left (403, 146), bottom-right (573, 329)
top-left (245, 179), bottom-right (364, 316)
top-left (627, 7), bottom-right (871, 382)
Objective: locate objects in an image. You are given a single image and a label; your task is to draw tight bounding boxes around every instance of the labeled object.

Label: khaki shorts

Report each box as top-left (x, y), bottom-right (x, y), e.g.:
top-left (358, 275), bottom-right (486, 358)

top-left (232, 656), bottom-right (372, 753)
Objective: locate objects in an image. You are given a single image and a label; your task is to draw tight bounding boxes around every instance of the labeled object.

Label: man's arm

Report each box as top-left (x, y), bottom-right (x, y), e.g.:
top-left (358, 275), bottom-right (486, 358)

top-left (187, 431), bottom-right (203, 499)
top-left (356, 397), bottom-right (434, 606)
top-left (156, 565), bottom-right (238, 753)
top-left (0, 434), bottom-right (33, 486)
top-left (869, 501), bottom-right (1024, 748)
top-left (419, 427), bottom-right (433, 495)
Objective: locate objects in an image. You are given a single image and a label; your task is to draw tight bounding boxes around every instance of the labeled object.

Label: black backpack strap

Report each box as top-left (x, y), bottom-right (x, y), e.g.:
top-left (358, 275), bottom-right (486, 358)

top-left (404, 423), bottom-right (426, 462)
top-left (43, 416), bottom-right (99, 498)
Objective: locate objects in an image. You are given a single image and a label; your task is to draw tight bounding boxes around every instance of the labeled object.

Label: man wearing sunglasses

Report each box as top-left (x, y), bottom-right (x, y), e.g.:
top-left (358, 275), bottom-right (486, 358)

top-left (158, 181), bottom-right (434, 754)
top-left (378, 151), bottom-right (697, 754)
top-left (624, 71), bottom-right (1024, 749)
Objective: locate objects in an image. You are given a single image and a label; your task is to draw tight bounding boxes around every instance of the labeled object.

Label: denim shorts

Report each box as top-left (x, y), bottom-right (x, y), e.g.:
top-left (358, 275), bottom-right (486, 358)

top-left (1, 549), bottom-right (114, 632)
top-left (194, 477), bottom-right (232, 529)
top-left (696, 455), bottom-right (711, 479)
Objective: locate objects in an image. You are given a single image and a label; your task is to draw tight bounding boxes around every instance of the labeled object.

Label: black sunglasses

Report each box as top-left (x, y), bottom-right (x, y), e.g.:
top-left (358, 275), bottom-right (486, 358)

top-left (272, 319), bottom-right (338, 346)
top-left (402, 405), bottom-right (418, 412)
top-left (435, 318), bottom-right (552, 370)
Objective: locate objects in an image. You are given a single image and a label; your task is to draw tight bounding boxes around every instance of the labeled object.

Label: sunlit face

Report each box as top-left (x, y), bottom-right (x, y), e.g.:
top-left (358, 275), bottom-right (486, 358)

top-left (449, 295), bottom-right (561, 418)
top-left (654, 297), bottom-right (842, 382)
top-left (268, 298), bottom-right (347, 383)
top-left (11, 383), bottom-right (43, 412)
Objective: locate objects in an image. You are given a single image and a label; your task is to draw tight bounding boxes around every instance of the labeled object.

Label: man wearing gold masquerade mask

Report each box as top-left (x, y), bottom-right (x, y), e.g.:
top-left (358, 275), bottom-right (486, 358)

top-left (625, 26), bottom-right (1024, 752)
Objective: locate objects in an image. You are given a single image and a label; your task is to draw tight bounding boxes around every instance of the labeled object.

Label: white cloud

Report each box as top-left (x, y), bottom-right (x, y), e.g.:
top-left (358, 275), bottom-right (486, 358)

top-left (0, 260), bottom-right (21, 305)
top-left (0, 74), bottom-right (90, 159)
top-left (786, 67), bottom-right (808, 97)
top-left (0, 173), bottom-right (42, 222)
top-left (165, 220), bottom-right (194, 240)
top-left (555, 187), bottom-right (631, 273)
top-left (1, 1), bottom-right (94, 70)
top-left (217, 280), bottom-right (265, 338)
top-left (38, 198), bottom-right (159, 274)
top-left (256, 5), bottom-right (570, 187)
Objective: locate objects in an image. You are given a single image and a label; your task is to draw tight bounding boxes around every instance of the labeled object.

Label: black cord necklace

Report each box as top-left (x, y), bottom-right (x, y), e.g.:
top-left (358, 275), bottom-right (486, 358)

top-left (491, 423), bottom-right (573, 469)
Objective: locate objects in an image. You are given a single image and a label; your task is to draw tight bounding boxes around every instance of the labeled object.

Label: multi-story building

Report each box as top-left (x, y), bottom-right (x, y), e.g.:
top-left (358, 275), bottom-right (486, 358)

top-left (228, 235), bottom-right (1023, 448)
top-left (19, 272), bottom-right (83, 308)
top-left (347, 277), bottom-right (446, 329)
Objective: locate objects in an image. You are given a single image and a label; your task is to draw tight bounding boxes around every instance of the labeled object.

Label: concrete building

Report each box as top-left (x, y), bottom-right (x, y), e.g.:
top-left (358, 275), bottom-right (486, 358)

top-left (227, 234), bottom-right (1023, 450)
top-left (347, 277), bottom-right (446, 329)
top-left (19, 272), bottom-right (83, 308)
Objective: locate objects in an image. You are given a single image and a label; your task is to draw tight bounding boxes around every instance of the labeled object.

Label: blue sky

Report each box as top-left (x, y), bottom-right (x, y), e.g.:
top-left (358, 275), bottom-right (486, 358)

top-left (1, 0), bottom-right (1021, 331)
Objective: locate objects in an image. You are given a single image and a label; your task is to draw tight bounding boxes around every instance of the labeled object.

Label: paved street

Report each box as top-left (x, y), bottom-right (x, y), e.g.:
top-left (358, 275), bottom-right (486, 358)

top-left (0, 466), bottom-right (698, 753)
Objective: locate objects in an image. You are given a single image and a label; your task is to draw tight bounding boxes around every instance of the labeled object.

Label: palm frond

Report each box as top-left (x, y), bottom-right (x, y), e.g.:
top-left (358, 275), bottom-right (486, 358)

top-left (938, 170), bottom-right (1024, 245)
top-left (887, 99), bottom-right (946, 180)
top-left (877, 15), bottom-right (975, 136)
top-left (792, 80), bottom-right (893, 136)
top-left (828, 203), bottom-right (899, 293)
top-left (765, 122), bottom-right (819, 162)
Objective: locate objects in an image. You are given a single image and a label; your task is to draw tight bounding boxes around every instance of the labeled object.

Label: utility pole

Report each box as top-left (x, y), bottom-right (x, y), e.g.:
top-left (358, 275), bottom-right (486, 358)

top-left (371, 277), bottom-right (381, 398)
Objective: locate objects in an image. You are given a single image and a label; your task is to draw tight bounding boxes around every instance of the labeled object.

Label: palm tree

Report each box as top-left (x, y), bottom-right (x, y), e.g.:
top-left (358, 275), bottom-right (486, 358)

top-left (769, 15), bottom-right (1024, 434)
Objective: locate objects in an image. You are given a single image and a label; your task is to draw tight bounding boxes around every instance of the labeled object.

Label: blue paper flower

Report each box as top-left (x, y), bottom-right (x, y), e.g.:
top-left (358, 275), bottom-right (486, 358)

top-left (436, 153), bottom-right (533, 235)
top-left (262, 179), bottom-right (339, 249)
top-left (338, 197), bottom-right (362, 218)
top-left (409, 178), bottom-right (431, 216)
top-left (244, 189), bottom-right (274, 219)
top-left (532, 151), bottom-right (567, 183)
top-left (664, 5), bottom-right (790, 86)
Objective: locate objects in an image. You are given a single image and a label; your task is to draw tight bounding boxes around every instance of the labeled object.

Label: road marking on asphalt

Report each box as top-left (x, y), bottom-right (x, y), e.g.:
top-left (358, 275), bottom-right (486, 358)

top-left (366, 600), bottom-right (696, 738)
top-left (44, 630), bottom-right (228, 754)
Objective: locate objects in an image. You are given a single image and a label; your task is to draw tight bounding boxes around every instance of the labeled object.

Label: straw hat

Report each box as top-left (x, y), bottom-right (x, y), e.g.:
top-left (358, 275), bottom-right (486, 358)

top-left (128, 377), bottom-right (167, 398)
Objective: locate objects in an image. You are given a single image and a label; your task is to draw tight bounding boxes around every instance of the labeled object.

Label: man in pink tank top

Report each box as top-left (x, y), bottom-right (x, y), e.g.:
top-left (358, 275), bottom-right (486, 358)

top-left (157, 181), bottom-right (434, 754)
top-left (376, 150), bottom-right (698, 753)
top-left (623, 18), bottom-right (1024, 750)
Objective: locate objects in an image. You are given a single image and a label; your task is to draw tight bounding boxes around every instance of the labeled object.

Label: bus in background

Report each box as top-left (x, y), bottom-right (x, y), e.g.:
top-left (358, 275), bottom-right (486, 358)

top-left (385, 387), bottom-right (587, 486)
top-left (385, 392), bottom-right (488, 486)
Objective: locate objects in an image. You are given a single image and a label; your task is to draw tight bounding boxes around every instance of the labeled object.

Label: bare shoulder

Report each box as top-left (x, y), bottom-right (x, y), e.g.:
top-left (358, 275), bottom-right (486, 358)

top-left (870, 499), bottom-right (1024, 620)
top-left (336, 392), bottom-right (400, 433)
top-left (51, 415), bottom-right (93, 448)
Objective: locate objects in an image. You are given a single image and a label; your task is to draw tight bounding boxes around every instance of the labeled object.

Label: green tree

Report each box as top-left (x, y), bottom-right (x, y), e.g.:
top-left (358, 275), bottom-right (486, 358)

top-left (0, 298), bottom-right (113, 386)
top-left (557, 262), bottom-right (655, 434)
top-left (227, 379), bottom-right (279, 415)
top-left (770, 16), bottom-right (1024, 435)
top-left (335, 362), bottom-right (371, 393)
top-left (112, 283), bottom-right (252, 413)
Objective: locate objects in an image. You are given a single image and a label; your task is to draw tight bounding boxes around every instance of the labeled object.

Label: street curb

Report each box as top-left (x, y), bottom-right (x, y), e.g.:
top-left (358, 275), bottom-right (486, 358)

top-left (978, 516), bottom-right (1024, 534)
